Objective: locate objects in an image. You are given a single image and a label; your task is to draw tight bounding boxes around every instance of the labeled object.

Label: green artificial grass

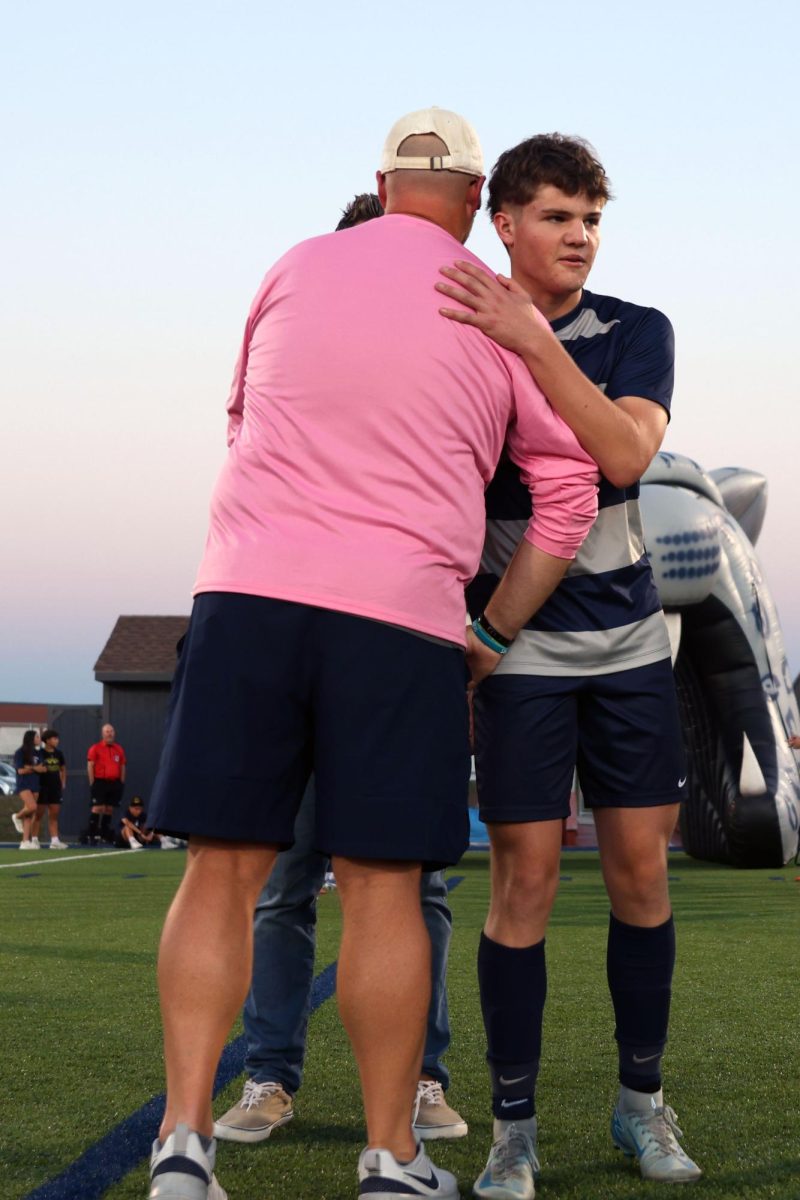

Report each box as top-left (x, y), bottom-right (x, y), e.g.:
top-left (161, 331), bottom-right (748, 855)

top-left (1, 848), bottom-right (798, 1199)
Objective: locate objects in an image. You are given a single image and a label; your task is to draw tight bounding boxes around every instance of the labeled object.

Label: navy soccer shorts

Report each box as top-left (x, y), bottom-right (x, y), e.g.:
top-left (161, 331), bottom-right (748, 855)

top-left (149, 593), bottom-right (471, 868)
top-left (474, 657), bottom-right (687, 822)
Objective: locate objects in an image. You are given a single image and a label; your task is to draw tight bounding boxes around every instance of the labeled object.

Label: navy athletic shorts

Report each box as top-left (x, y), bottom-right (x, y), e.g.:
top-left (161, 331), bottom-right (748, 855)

top-left (474, 657), bottom-right (687, 823)
top-left (149, 592), bottom-right (471, 868)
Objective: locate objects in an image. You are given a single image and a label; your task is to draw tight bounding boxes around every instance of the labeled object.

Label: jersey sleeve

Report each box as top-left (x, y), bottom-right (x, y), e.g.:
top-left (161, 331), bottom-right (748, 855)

top-left (604, 307), bottom-right (675, 414)
top-left (506, 358), bottom-right (599, 559)
top-left (87, 744), bottom-right (97, 763)
top-left (13, 749), bottom-right (24, 771)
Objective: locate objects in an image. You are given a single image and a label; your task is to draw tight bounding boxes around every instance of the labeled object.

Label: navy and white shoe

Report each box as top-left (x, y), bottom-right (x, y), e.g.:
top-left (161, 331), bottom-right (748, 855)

top-left (358, 1144), bottom-right (459, 1198)
top-left (611, 1090), bottom-right (702, 1182)
top-left (149, 1124), bottom-right (228, 1199)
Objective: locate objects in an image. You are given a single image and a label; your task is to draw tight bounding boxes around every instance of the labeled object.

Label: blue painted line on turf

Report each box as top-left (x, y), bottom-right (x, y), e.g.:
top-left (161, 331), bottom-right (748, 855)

top-left (23, 876), bottom-right (464, 1199)
top-left (16, 873), bottom-right (41, 878)
top-left (124, 873), bottom-right (147, 879)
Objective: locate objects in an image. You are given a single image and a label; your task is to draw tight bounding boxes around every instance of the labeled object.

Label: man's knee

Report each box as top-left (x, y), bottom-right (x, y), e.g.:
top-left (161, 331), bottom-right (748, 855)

top-left (185, 838), bottom-right (279, 901)
top-left (333, 857), bottom-right (423, 914)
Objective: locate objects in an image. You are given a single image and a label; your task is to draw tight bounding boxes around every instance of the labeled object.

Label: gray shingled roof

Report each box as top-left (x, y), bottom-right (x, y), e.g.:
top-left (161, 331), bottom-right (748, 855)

top-left (94, 616), bottom-right (190, 683)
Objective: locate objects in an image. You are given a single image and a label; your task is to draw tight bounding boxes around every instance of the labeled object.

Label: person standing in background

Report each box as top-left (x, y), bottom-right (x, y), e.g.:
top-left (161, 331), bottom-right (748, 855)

top-left (12, 729), bottom-right (45, 849)
top-left (32, 729), bottom-right (69, 849)
top-left (87, 724), bottom-right (126, 845)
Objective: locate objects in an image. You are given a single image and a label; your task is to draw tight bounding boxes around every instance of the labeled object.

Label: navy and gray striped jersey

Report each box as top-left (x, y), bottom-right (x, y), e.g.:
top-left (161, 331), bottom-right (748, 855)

top-left (466, 288), bottom-right (674, 676)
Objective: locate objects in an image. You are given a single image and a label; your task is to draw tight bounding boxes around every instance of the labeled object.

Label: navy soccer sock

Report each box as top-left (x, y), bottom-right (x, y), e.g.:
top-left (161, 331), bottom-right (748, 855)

top-left (478, 932), bottom-right (546, 1120)
top-left (607, 911), bottom-right (675, 1093)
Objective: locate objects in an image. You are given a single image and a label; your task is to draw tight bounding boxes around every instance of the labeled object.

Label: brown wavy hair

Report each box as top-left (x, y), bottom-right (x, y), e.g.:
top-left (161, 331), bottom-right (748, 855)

top-left (488, 134), bottom-right (612, 218)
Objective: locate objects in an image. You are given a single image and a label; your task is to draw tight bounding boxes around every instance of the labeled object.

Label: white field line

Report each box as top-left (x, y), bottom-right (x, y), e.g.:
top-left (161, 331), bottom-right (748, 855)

top-left (0, 849), bottom-right (132, 870)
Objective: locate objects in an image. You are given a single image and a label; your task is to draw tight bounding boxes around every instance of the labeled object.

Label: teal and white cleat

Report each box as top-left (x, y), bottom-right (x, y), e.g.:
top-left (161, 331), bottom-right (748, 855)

top-left (473, 1121), bottom-right (539, 1200)
top-left (611, 1090), bottom-right (702, 1182)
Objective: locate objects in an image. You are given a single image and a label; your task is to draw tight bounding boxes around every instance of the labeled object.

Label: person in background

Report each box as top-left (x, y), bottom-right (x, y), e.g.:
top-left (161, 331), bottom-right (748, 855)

top-left (31, 729), bottom-right (69, 849)
top-left (213, 194), bottom-right (467, 1152)
top-left (118, 796), bottom-right (155, 850)
top-left (12, 729), bottom-right (45, 849)
top-left (87, 724), bottom-right (126, 844)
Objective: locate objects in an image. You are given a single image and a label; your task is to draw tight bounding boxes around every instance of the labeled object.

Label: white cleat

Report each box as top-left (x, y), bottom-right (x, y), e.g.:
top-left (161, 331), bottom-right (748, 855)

top-left (473, 1122), bottom-right (538, 1200)
top-left (611, 1090), bottom-right (702, 1182)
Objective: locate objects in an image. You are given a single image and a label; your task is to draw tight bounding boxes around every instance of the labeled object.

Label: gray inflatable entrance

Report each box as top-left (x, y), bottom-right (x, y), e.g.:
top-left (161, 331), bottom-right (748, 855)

top-left (640, 453), bottom-right (800, 867)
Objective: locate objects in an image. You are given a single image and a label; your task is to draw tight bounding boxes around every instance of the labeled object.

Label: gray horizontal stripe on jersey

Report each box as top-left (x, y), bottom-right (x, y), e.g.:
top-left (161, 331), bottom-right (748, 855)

top-left (480, 500), bottom-right (644, 582)
top-left (567, 499), bottom-right (644, 578)
top-left (555, 308), bottom-right (620, 342)
top-left (494, 611), bottom-right (672, 677)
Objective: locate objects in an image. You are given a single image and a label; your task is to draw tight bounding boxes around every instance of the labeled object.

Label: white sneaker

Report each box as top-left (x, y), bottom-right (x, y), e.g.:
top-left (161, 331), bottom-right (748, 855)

top-left (358, 1144), bottom-right (459, 1199)
top-left (30, 836), bottom-right (40, 848)
top-left (11, 813), bottom-right (24, 834)
top-left (18, 840), bottom-right (35, 850)
top-left (473, 1121), bottom-right (538, 1200)
top-left (149, 1124), bottom-right (227, 1199)
top-left (49, 838), bottom-right (69, 849)
top-left (611, 1089), bottom-right (702, 1182)
top-left (129, 839), bottom-right (145, 851)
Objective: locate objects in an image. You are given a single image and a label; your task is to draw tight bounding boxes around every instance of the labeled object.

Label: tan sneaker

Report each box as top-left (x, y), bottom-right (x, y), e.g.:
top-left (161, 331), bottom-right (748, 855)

top-left (213, 1080), bottom-right (294, 1143)
top-left (412, 1080), bottom-right (468, 1140)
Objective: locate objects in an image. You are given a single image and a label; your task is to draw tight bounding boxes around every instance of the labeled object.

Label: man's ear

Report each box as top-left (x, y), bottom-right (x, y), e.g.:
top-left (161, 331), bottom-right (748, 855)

top-left (468, 174), bottom-right (486, 215)
top-left (376, 170), bottom-right (388, 207)
top-left (493, 210), bottom-right (515, 247)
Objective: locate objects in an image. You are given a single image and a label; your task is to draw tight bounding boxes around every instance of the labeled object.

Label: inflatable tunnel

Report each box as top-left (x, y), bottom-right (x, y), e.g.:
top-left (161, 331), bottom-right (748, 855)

top-left (640, 453), bottom-right (800, 867)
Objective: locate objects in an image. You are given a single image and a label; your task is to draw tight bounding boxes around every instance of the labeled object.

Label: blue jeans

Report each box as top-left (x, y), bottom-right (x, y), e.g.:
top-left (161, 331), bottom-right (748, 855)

top-left (243, 781), bottom-right (453, 1093)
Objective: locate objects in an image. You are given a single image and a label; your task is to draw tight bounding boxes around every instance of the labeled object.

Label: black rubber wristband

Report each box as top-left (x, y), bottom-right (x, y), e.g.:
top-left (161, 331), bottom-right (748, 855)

top-left (475, 612), bottom-right (514, 650)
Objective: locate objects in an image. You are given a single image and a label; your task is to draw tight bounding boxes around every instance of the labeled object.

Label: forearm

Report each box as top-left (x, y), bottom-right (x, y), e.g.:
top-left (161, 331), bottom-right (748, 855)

top-left (483, 539), bottom-right (571, 641)
top-left (518, 332), bottom-right (653, 486)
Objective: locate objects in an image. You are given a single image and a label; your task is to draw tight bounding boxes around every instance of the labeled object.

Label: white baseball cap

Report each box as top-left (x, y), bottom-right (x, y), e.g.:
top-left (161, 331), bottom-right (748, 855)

top-left (380, 107), bottom-right (484, 176)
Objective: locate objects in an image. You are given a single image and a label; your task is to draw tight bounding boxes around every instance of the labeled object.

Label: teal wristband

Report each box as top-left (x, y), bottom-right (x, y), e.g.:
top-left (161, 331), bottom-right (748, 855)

top-left (471, 617), bottom-right (509, 655)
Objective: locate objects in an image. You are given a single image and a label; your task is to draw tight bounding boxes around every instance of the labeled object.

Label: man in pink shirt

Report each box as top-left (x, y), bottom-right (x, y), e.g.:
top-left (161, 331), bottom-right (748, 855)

top-left (147, 107), bottom-right (598, 1200)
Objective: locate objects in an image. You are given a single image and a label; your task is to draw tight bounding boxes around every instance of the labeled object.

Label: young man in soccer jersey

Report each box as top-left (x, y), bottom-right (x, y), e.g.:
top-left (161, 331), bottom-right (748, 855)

top-left (437, 134), bottom-right (702, 1192)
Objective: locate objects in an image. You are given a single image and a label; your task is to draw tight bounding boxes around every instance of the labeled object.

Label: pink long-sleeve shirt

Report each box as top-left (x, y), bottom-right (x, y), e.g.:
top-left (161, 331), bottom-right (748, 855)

top-left (195, 214), bottom-right (598, 646)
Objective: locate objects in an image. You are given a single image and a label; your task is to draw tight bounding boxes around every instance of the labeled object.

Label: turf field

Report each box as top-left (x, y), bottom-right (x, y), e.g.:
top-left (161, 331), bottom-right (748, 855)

top-left (1, 846), bottom-right (798, 1200)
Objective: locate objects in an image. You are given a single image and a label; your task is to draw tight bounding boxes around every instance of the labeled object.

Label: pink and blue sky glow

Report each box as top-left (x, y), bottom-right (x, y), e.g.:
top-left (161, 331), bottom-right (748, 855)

top-left (2, 0), bottom-right (799, 703)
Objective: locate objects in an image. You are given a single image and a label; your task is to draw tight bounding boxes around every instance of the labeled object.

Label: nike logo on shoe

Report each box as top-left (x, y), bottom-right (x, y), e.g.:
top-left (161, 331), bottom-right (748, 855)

top-left (678, 776), bottom-right (687, 787)
top-left (407, 1168), bottom-right (439, 1189)
top-left (632, 1052), bottom-right (660, 1064)
top-left (500, 1098), bottom-right (528, 1109)
top-left (498, 1074), bottom-right (529, 1086)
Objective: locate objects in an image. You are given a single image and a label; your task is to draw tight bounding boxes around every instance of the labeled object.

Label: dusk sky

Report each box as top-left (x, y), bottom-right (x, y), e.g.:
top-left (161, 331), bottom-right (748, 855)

top-left (3, 0), bottom-right (799, 703)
